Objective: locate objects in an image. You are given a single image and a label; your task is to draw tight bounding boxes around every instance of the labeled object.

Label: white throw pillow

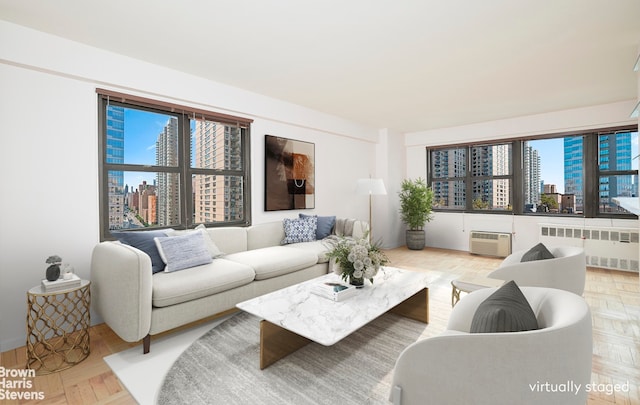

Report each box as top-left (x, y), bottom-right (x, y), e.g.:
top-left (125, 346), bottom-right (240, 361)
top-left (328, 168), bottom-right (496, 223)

top-left (166, 225), bottom-right (224, 259)
top-left (154, 231), bottom-right (213, 272)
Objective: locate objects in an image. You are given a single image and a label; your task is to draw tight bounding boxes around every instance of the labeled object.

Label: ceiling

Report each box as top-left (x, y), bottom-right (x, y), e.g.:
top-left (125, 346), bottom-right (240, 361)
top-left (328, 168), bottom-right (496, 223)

top-left (1, 0), bottom-right (639, 133)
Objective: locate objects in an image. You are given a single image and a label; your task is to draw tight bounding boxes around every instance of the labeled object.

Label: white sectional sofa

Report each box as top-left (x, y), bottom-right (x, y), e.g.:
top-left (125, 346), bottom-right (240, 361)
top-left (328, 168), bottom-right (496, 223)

top-left (91, 218), bottom-right (367, 353)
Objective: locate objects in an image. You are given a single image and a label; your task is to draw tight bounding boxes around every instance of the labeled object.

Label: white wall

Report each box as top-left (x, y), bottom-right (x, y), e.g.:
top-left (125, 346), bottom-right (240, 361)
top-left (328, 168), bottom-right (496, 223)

top-left (0, 21), bottom-right (383, 351)
top-left (405, 101), bottom-right (640, 253)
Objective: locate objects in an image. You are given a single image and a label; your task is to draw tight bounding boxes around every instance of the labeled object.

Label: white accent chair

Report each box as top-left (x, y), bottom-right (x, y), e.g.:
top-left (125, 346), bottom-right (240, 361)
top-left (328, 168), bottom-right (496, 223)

top-left (390, 286), bottom-right (593, 405)
top-left (488, 246), bottom-right (586, 295)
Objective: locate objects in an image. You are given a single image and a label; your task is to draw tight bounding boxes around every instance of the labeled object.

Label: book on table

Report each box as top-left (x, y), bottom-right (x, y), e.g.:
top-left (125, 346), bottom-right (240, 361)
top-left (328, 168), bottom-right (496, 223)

top-left (311, 281), bottom-right (357, 301)
top-left (41, 274), bottom-right (81, 292)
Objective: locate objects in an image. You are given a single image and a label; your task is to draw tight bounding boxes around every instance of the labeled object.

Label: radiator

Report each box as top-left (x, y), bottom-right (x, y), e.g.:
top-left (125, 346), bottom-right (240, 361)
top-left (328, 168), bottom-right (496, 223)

top-left (469, 231), bottom-right (512, 257)
top-left (539, 225), bottom-right (639, 272)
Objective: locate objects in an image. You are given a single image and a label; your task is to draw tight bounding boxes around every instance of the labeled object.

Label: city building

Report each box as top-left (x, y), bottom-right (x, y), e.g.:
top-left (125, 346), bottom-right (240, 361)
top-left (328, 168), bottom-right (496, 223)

top-left (193, 120), bottom-right (244, 223)
top-left (156, 118), bottom-right (180, 226)
top-left (523, 145), bottom-right (541, 206)
top-left (106, 105), bottom-right (125, 230)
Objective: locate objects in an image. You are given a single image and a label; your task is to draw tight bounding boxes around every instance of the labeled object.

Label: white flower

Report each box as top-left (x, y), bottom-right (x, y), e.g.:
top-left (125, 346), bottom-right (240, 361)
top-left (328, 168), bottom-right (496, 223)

top-left (364, 267), bottom-right (376, 279)
top-left (353, 269), bottom-right (363, 278)
top-left (354, 260), bottom-right (364, 271)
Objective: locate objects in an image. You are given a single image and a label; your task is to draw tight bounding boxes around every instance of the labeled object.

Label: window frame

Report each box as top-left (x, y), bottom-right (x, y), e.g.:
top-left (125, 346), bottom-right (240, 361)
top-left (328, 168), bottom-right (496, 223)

top-left (97, 89), bottom-right (253, 241)
top-left (426, 125), bottom-right (638, 219)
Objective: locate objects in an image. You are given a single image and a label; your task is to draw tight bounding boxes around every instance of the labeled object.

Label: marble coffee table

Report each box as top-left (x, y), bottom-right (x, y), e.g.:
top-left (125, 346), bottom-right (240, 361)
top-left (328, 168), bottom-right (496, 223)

top-left (236, 267), bottom-right (429, 369)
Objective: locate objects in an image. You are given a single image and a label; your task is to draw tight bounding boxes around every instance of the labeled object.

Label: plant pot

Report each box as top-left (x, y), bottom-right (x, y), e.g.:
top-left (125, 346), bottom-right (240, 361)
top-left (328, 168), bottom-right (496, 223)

top-left (406, 230), bottom-right (425, 250)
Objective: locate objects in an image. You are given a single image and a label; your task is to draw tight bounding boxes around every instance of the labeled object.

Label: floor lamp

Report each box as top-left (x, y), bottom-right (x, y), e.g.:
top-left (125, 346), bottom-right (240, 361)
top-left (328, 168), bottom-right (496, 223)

top-left (356, 178), bottom-right (387, 243)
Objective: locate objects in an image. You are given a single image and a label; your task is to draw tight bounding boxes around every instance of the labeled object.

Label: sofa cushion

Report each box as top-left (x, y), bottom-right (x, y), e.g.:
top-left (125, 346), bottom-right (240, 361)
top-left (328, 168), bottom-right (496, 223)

top-left (282, 216), bottom-right (317, 244)
top-left (300, 214), bottom-right (336, 239)
top-left (112, 230), bottom-right (169, 274)
top-left (154, 231), bottom-right (213, 272)
top-left (206, 227), bottom-right (248, 254)
top-left (520, 242), bottom-right (554, 262)
top-left (284, 240), bottom-right (331, 263)
top-left (224, 246), bottom-right (319, 280)
top-left (470, 280), bottom-right (539, 333)
top-left (152, 259), bottom-right (255, 307)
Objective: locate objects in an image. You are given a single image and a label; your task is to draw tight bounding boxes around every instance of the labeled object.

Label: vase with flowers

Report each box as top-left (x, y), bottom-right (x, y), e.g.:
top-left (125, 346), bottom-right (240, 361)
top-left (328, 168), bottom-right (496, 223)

top-left (324, 233), bottom-right (389, 288)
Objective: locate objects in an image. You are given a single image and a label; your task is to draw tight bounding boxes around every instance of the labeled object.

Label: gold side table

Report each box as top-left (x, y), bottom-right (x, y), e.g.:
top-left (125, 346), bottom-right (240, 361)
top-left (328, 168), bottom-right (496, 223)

top-left (26, 280), bottom-right (91, 374)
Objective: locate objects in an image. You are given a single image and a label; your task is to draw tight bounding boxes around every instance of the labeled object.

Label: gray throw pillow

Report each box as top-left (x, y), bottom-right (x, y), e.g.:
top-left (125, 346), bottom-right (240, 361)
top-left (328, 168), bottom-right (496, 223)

top-left (112, 230), bottom-right (169, 274)
top-left (470, 280), bottom-right (539, 333)
top-left (520, 242), bottom-right (554, 262)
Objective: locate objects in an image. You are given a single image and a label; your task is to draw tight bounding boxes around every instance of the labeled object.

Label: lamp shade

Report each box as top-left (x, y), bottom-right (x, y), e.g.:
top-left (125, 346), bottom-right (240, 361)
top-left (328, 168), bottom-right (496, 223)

top-left (356, 178), bottom-right (387, 195)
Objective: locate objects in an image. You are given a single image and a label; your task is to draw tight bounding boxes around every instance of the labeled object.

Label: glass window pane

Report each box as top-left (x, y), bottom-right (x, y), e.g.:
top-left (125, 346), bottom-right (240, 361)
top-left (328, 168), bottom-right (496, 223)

top-left (524, 137), bottom-right (583, 215)
top-left (471, 179), bottom-right (512, 210)
top-left (192, 174), bottom-right (244, 223)
top-left (432, 180), bottom-right (465, 209)
top-left (470, 144), bottom-right (511, 177)
top-left (107, 105), bottom-right (178, 166)
top-left (431, 148), bottom-right (466, 179)
top-left (108, 170), bottom-right (180, 230)
top-left (191, 120), bottom-right (243, 170)
top-left (599, 174), bottom-right (639, 214)
top-left (598, 131), bottom-right (638, 171)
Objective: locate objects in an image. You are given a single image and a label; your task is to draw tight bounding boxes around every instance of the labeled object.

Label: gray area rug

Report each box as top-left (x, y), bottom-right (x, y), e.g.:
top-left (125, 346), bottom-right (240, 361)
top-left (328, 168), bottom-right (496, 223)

top-left (157, 311), bottom-right (429, 405)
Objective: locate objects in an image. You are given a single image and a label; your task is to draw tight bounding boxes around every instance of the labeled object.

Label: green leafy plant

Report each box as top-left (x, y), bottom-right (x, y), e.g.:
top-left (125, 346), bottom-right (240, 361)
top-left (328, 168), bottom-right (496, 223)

top-left (399, 177), bottom-right (434, 230)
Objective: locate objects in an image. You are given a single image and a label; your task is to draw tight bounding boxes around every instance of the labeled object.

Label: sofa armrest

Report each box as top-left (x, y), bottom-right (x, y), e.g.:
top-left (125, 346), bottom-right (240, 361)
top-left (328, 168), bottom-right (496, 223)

top-left (90, 241), bottom-right (152, 342)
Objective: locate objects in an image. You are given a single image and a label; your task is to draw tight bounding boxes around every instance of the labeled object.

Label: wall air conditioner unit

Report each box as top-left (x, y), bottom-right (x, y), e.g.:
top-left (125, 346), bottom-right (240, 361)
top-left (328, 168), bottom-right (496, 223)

top-left (469, 231), bottom-right (512, 257)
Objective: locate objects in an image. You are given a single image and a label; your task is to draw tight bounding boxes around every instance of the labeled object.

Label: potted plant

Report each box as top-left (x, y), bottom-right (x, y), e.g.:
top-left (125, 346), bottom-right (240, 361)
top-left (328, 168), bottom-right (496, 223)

top-left (324, 232), bottom-right (389, 288)
top-left (399, 177), bottom-right (434, 250)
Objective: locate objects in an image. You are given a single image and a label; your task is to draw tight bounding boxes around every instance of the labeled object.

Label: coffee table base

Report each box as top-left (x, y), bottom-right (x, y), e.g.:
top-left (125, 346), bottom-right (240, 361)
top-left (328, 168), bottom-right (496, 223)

top-left (258, 287), bottom-right (429, 369)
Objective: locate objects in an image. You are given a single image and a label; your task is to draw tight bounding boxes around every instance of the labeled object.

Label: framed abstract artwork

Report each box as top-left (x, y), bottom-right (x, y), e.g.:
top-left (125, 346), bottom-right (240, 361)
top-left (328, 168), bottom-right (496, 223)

top-left (265, 135), bottom-right (315, 211)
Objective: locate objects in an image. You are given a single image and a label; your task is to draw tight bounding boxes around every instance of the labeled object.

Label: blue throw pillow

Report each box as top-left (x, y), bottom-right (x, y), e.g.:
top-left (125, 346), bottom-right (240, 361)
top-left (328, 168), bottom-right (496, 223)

top-left (282, 216), bottom-right (318, 244)
top-left (299, 214), bottom-right (336, 239)
top-left (112, 230), bottom-right (169, 274)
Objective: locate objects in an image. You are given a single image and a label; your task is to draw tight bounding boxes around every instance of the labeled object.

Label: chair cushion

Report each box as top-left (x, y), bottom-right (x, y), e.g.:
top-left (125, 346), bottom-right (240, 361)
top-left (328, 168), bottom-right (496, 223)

top-left (520, 242), bottom-right (554, 262)
top-left (470, 280), bottom-right (539, 333)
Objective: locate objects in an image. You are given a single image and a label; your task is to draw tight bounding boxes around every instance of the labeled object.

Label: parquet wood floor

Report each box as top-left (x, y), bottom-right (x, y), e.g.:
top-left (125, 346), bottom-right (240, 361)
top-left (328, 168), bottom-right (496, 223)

top-left (1, 247), bottom-right (638, 404)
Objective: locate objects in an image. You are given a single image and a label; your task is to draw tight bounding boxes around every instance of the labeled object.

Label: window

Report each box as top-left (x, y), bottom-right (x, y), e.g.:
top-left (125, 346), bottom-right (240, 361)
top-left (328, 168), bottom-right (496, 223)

top-left (427, 126), bottom-right (638, 218)
top-left (429, 144), bottom-right (513, 211)
top-left (98, 90), bottom-right (252, 240)
top-left (597, 131), bottom-right (638, 214)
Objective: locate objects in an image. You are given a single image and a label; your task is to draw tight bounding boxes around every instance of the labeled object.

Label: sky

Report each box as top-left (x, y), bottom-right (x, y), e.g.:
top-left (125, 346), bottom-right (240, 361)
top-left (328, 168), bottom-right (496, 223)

top-left (528, 133), bottom-right (639, 195)
top-left (527, 138), bottom-right (566, 194)
top-left (119, 107), bottom-right (638, 195)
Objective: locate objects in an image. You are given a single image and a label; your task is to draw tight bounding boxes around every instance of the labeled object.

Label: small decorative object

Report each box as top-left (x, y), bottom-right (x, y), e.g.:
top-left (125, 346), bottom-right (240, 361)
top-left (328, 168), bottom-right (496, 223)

top-left (61, 263), bottom-right (75, 280)
top-left (324, 233), bottom-right (389, 288)
top-left (45, 255), bottom-right (62, 282)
